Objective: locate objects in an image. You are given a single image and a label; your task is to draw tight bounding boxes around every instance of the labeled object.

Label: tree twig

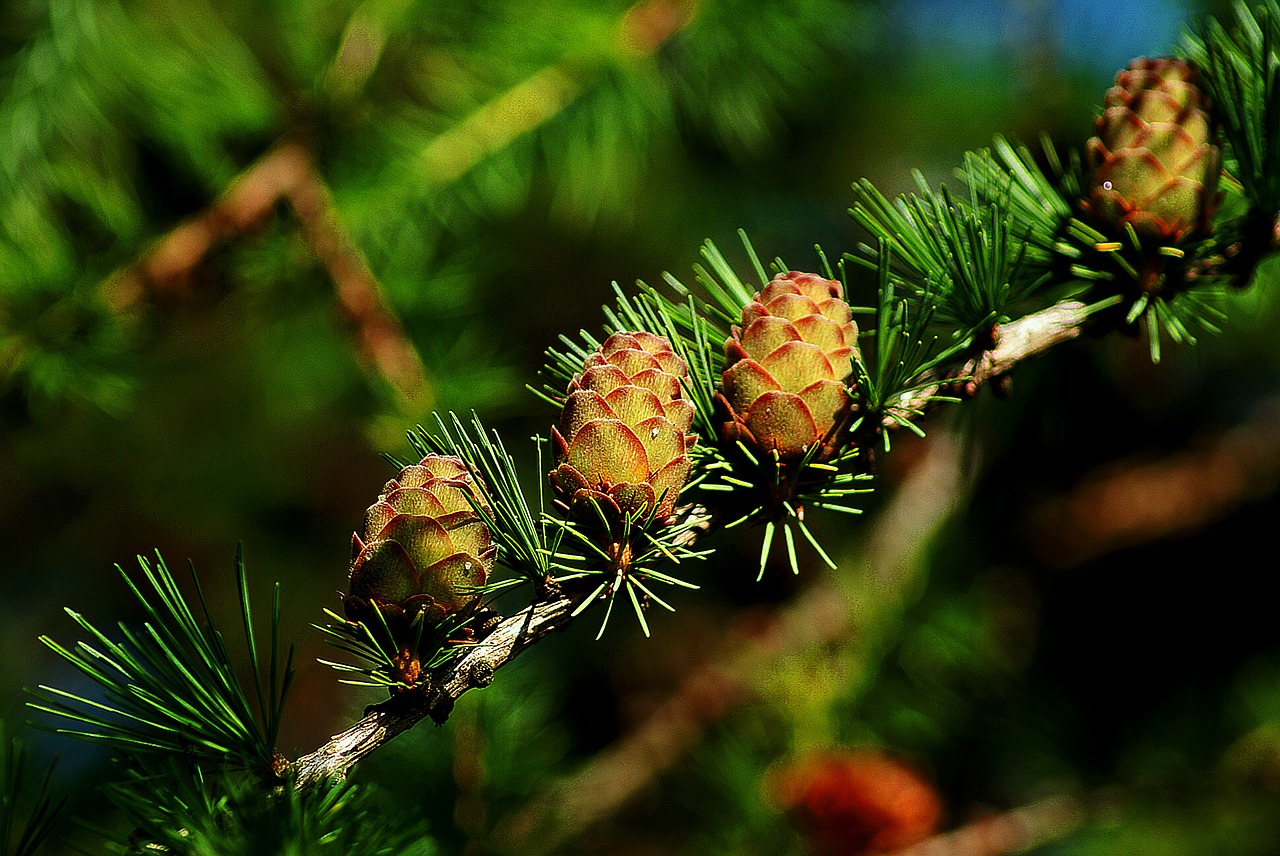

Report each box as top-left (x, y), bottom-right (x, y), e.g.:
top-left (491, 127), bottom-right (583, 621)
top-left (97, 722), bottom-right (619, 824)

top-left (98, 0), bottom-right (704, 407)
top-left (101, 143), bottom-right (308, 310)
top-left (292, 595), bottom-right (575, 789)
top-left (887, 298), bottom-right (1098, 426)
top-left (284, 147), bottom-right (430, 406)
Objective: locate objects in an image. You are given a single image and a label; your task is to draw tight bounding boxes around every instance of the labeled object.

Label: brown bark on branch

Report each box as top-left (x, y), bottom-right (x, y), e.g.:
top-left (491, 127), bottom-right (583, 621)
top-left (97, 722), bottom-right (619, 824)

top-left (292, 595), bottom-right (576, 789)
top-left (886, 299), bottom-right (1097, 426)
top-left (103, 144), bottom-right (308, 307)
top-left (284, 148), bottom-right (430, 406)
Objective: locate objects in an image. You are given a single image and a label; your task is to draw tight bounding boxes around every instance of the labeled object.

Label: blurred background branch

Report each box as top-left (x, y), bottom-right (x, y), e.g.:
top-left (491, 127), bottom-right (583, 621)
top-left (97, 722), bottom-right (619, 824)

top-left (102, 140), bottom-right (431, 405)
top-left (891, 794), bottom-right (1085, 856)
top-left (1027, 393), bottom-right (1280, 567)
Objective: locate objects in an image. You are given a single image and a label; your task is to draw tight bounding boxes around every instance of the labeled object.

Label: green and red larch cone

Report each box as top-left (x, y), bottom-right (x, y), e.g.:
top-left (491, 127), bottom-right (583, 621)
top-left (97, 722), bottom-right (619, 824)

top-left (1085, 57), bottom-right (1222, 247)
top-left (719, 271), bottom-right (859, 462)
top-left (550, 331), bottom-right (697, 530)
top-left (345, 454), bottom-right (495, 686)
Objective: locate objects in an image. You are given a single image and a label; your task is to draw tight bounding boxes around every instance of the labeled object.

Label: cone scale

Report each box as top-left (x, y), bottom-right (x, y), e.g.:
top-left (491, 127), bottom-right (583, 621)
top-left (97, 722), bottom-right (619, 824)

top-left (718, 271), bottom-right (859, 463)
top-left (549, 331), bottom-right (697, 534)
top-left (1084, 57), bottom-right (1222, 247)
top-left (344, 454), bottom-right (495, 687)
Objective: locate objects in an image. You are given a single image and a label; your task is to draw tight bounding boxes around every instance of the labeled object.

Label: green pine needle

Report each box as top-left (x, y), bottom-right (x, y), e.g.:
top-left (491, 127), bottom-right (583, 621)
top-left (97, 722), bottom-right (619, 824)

top-left (571, 580), bottom-right (611, 620)
top-left (794, 517), bottom-right (837, 570)
top-left (1, 728), bottom-right (65, 856)
top-left (852, 243), bottom-right (980, 439)
top-left (1185, 0), bottom-right (1280, 212)
top-left (595, 576), bottom-right (623, 640)
top-left (30, 550), bottom-right (293, 772)
top-left (629, 576), bottom-right (676, 613)
top-left (782, 523), bottom-right (799, 576)
top-left (741, 229), bottom-right (770, 286)
top-left (554, 507), bottom-right (705, 638)
top-left (603, 281), bottom-right (722, 438)
top-left (689, 234), bottom-right (766, 330)
top-left (851, 154), bottom-right (1049, 330)
top-left (961, 134), bottom-right (1075, 262)
top-left (626, 582), bottom-right (651, 639)
top-left (313, 605), bottom-right (470, 690)
top-left (757, 522), bottom-right (776, 582)
top-left (109, 760), bottom-right (434, 855)
top-left (636, 568), bottom-right (701, 590)
top-left (413, 412), bottom-right (558, 583)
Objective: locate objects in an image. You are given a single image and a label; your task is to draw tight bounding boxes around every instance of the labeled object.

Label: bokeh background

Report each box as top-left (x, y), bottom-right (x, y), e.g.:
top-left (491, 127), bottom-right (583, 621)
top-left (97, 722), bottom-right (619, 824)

top-left (7, 0), bottom-right (1280, 853)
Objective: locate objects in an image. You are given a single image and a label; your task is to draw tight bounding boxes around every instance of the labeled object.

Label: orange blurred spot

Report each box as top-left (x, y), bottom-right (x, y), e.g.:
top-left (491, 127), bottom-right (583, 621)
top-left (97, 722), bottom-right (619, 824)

top-left (770, 750), bottom-right (943, 856)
